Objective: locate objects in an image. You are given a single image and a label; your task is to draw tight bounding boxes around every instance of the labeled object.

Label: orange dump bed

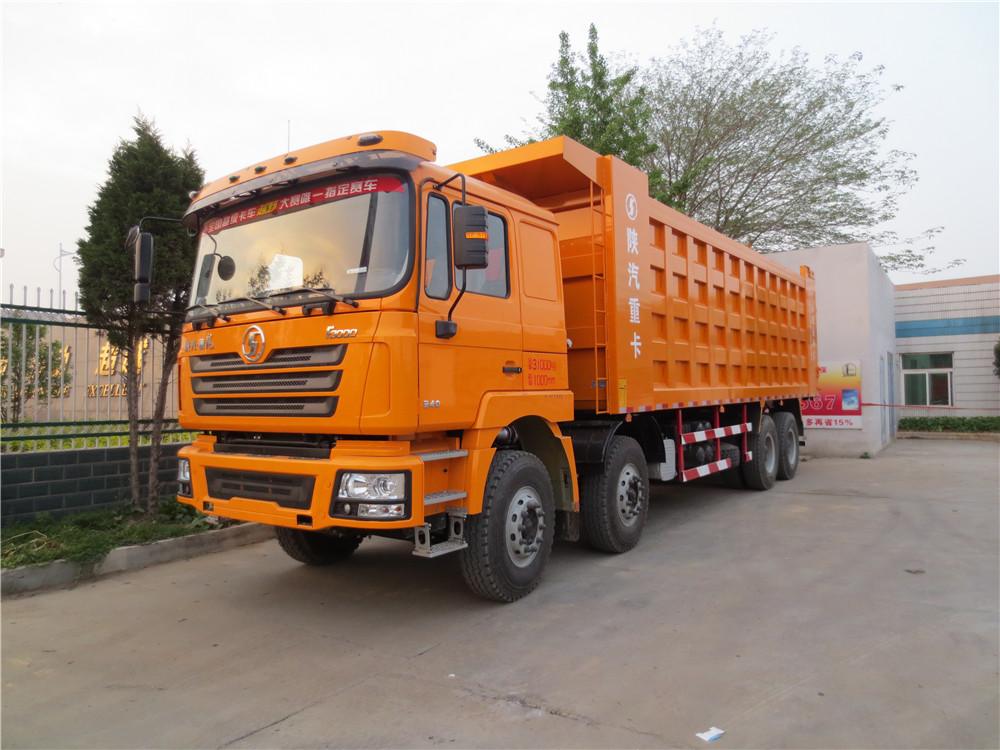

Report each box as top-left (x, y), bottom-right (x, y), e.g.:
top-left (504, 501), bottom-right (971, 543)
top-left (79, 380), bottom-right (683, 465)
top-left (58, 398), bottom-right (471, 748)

top-left (452, 137), bottom-right (818, 416)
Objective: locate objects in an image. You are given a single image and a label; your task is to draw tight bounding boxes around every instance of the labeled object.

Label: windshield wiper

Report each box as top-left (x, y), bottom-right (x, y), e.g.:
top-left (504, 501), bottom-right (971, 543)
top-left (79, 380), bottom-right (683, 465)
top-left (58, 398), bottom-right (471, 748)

top-left (266, 286), bottom-right (360, 309)
top-left (186, 303), bottom-right (231, 323)
top-left (222, 295), bottom-right (288, 315)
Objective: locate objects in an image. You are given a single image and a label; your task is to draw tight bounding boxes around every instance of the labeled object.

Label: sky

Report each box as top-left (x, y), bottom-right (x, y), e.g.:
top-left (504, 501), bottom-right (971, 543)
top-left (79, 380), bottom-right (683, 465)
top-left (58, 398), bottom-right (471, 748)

top-left (1, 0), bottom-right (997, 305)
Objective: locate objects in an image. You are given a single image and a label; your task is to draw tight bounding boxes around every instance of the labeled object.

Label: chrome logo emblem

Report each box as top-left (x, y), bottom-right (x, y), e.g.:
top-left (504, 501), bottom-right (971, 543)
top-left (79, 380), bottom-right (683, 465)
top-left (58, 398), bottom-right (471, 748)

top-left (325, 326), bottom-right (358, 339)
top-left (241, 325), bottom-right (266, 363)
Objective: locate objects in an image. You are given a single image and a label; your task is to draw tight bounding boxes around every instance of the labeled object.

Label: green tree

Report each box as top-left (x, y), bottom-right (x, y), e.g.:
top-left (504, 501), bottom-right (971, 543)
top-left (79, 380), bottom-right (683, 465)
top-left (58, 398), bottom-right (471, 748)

top-left (493, 25), bottom-right (958, 274)
top-left (76, 116), bottom-right (203, 510)
top-left (993, 338), bottom-right (1000, 380)
top-left (642, 28), bottom-right (957, 271)
top-left (476, 24), bottom-right (665, 198)
top-left (0, 324), bottom-right (71, 424)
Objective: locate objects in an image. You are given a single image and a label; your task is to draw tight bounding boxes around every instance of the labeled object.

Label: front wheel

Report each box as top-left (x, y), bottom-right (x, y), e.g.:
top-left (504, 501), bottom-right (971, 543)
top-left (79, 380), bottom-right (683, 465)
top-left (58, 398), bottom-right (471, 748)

top-left (275, 527), bottom-right (361, 565)
top-left (459, 451), bottom-right (555, 602)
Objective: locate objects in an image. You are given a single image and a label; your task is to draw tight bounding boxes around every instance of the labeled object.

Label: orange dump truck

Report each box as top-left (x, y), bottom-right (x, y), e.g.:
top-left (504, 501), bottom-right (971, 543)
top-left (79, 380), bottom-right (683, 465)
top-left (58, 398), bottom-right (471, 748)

top-left (134, 131), bottom-right (817, 601)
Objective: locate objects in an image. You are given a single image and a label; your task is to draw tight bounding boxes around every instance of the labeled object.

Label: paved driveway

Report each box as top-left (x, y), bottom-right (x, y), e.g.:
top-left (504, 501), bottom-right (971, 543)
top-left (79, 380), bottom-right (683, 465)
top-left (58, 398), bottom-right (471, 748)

top-left (3, 439), bottom-right (998, 749)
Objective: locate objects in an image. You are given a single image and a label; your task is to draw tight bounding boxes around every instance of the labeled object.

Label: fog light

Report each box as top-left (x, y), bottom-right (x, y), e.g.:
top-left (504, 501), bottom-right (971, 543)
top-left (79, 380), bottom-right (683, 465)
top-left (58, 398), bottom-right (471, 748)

top-left (177, 458), bottom-right (191, 482)
top-left (338, 472), bottom-right (405, 501)
top-left (357, 503), bottom-right (405, 519)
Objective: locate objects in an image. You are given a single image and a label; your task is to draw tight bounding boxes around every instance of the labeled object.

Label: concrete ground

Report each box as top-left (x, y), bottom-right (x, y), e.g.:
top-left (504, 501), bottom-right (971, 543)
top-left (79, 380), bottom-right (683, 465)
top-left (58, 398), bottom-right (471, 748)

top-left (3, 439), bottom-right (998, 749)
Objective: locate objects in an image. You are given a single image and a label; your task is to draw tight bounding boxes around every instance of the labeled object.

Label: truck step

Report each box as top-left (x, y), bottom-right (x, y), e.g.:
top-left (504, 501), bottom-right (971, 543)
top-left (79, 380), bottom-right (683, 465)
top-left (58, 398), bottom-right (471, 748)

top-left (412, 511), bottom-right (468, 559)
top-left (416, 449), bottom-right (468, 462)
top-left (424, 490), bottom-right (467, 506)
top-left (412, 537), bottom-right (468, 558)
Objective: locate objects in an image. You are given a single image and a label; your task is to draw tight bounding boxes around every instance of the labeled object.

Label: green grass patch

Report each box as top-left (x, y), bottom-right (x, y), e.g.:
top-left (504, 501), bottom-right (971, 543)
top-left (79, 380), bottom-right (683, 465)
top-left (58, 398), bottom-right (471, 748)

top-left (0, 431), bottom-right (195, 453)
top-left (898, 416), bottom-right (1000, 433)
top-left (1, 500), bottom-right (230, 568)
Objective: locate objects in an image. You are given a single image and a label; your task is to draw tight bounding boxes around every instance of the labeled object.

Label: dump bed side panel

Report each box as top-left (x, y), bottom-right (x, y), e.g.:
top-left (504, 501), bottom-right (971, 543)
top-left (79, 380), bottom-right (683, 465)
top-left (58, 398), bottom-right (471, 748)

top-left (597, 157), bottom-right (817, 415)
top-left (449, 138), bottom-right (818, 415)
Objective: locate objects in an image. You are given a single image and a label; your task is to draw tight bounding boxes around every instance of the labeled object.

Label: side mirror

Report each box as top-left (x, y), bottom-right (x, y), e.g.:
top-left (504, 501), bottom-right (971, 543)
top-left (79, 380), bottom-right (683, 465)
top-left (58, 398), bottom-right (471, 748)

top-left (453, 204), bottom-right (489, 269)
top-left (131, 227), bottom-right (155, 304)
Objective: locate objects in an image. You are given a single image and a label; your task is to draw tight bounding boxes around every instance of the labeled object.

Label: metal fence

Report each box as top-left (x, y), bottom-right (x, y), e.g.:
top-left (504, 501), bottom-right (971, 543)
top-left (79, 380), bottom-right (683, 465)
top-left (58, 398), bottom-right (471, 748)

top-left (1, 285), bottom-right (187, 451)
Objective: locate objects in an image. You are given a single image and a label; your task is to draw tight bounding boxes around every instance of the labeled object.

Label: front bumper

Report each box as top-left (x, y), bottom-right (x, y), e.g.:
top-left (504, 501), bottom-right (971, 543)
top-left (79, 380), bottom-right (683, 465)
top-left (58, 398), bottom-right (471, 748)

top-left (177, 435), bottom-right (467, 531)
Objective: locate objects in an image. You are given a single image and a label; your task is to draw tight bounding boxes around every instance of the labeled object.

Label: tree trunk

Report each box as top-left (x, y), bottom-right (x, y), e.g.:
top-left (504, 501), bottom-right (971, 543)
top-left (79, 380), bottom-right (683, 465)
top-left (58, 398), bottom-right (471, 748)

top-left (146, 334), bottom-right (180, 509)
top-left (125, 335), bottom-right (142, 512)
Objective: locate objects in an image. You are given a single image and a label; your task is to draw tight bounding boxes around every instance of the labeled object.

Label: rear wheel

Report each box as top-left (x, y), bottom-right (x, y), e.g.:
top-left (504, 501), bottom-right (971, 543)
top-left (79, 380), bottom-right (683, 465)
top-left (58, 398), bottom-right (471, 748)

top-left (275, 527), bottom-right (361, 565)
top-left (580, 436), bottom-right (649, 553)
top-left (773, 412), bottom-right (800, 480)
top-left (741, 414), bottom-right (778, 491)
top-left (459, 451), bottom-right (555, 602)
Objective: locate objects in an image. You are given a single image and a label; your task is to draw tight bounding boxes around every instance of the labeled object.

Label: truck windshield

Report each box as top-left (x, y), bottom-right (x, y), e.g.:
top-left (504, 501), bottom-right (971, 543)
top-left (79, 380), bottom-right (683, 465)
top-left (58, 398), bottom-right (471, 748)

top-left (189, 174), bottom-right (410, 315)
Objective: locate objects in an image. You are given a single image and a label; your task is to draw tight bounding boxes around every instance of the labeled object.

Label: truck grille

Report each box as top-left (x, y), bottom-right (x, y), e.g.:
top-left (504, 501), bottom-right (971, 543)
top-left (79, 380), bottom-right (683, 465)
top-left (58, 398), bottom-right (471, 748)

top-left (190, 344), bottom-right (345, 373)
top-left (190, 344), bottom-right (344, 418)
top-left (194, 397), bottom-right (337, 417)
top-left (206, 468), bottom-right (314, 509)
top-left (191, 370), bottom-right (342, 394)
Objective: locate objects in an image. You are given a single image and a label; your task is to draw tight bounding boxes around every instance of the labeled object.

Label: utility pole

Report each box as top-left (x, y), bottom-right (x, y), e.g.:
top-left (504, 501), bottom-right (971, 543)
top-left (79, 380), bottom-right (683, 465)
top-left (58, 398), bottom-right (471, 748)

top-left (54, 242), bottom-right (75, 309)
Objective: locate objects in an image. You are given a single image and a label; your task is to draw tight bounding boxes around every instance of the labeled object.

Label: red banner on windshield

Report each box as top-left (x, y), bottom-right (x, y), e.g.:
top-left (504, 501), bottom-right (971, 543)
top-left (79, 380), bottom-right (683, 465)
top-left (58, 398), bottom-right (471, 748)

top-left (203, 175), bottom-right (404, 235)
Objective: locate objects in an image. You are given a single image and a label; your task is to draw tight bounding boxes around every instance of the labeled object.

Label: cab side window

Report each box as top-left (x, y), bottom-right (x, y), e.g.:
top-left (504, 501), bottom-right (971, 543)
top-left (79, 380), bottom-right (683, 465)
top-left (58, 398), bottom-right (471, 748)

top-left (461, 211), bottom-right (509, 298)
top-left (425, 194), bottom-right (451, 299)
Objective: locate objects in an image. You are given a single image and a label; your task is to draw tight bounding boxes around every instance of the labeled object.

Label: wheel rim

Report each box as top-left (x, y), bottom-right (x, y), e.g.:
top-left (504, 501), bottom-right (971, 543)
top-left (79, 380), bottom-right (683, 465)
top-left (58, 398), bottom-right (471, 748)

top-left (616, 462), bottom-right (644, 526)
top-left (505, 486), bottom-right (546, 568)
top-left (784, 427), bottom-right (797, 465)
top-left (764, 432), bottom-right (777, 476)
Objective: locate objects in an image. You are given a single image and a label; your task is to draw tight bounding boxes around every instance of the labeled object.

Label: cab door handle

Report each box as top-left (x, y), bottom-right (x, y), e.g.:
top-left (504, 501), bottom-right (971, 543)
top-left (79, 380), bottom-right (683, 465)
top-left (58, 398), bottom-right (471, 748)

top-left (502, 365), bottom-right (522, 375)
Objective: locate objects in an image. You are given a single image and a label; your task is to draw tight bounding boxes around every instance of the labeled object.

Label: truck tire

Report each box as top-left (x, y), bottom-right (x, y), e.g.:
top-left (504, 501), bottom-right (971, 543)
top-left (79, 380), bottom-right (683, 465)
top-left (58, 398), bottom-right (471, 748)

top-left (459, 450), bottom-right (555, 603)
top-left (275, 527), bottom-right (361, 565)
top-left (580, 436), bottom-right (649, 553)
top-left (773, 411), bottom-right (800, 480)
top-left (741, 413), bottom-right (778, 491)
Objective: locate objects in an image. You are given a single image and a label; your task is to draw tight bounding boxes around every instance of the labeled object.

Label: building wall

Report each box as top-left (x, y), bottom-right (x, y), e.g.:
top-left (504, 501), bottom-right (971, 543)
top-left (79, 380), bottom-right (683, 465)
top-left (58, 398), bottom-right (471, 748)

top-left (868, 248), bottom-right (900, 444)
top-left (895, 276), bottom-right (1000, 418)
top-left (774, 243), bottom-right (896, 457)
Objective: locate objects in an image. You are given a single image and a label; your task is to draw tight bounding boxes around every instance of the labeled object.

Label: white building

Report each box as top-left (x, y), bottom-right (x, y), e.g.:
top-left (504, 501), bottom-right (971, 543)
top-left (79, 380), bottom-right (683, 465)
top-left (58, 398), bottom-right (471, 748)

top-left (894, 275), bottom-right (1000, 418)
top-left (774, 243), bottom-right (897, 458)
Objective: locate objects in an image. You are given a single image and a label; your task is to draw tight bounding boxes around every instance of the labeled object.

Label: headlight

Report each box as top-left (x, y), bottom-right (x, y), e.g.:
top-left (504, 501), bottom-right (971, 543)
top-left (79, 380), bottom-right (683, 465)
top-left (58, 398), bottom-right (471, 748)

top-left (338, 472), bottom-right (405, 500)
top-left (177, 459), bottom-right (191, 482)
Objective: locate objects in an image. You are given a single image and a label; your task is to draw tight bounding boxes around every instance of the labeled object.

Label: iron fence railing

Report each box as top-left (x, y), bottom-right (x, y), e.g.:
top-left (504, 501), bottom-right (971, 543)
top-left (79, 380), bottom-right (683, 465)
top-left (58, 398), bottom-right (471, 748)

top-left (1, 285), bottom-right (182, 452)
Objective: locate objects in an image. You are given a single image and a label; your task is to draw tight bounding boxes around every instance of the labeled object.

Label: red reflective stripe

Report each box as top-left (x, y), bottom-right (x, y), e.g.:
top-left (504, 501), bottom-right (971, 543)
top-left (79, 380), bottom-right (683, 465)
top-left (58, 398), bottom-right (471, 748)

top-left (680, 422), bottom-right (752, 444)
top-left (680, 458), bottom-right (733, 482)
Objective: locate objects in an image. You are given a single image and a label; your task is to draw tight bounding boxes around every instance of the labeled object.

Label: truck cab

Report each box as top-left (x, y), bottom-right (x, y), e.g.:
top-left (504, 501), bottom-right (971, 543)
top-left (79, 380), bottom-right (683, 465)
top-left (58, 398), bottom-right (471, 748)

top-left (172, 131), bottom-right (578, 599)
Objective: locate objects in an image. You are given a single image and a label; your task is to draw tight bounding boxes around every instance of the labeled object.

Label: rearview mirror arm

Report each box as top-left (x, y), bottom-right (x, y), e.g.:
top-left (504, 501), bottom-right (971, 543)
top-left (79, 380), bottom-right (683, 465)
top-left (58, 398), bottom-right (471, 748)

top-left (136, 215), bottom-right (184, 232)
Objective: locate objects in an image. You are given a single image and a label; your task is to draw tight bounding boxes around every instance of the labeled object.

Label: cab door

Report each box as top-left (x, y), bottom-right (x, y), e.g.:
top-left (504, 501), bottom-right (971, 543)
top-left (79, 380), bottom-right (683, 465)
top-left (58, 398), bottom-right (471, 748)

top-left (417, 189), bottom-right (522, 429)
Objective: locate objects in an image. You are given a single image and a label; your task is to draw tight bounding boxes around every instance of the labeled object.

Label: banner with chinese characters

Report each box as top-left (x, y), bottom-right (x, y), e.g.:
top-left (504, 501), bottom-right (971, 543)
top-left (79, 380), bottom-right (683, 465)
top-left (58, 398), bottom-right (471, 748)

top-left (802, 360), bottom-right (862, 429)
top-left (203, 176), bottom-right (404, 235)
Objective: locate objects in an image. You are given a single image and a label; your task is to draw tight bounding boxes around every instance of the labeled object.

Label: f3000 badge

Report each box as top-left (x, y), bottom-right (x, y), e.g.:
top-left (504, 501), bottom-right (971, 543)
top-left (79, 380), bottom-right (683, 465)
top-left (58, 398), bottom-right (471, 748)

top-left (325, 327), bottom-right (358, 339)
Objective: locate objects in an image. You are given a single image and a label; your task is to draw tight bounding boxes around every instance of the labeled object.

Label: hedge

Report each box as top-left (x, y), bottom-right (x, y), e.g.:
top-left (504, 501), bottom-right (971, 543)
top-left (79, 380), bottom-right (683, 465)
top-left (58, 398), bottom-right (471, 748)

top-left (898, 416), bottom-right (1000, 433)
